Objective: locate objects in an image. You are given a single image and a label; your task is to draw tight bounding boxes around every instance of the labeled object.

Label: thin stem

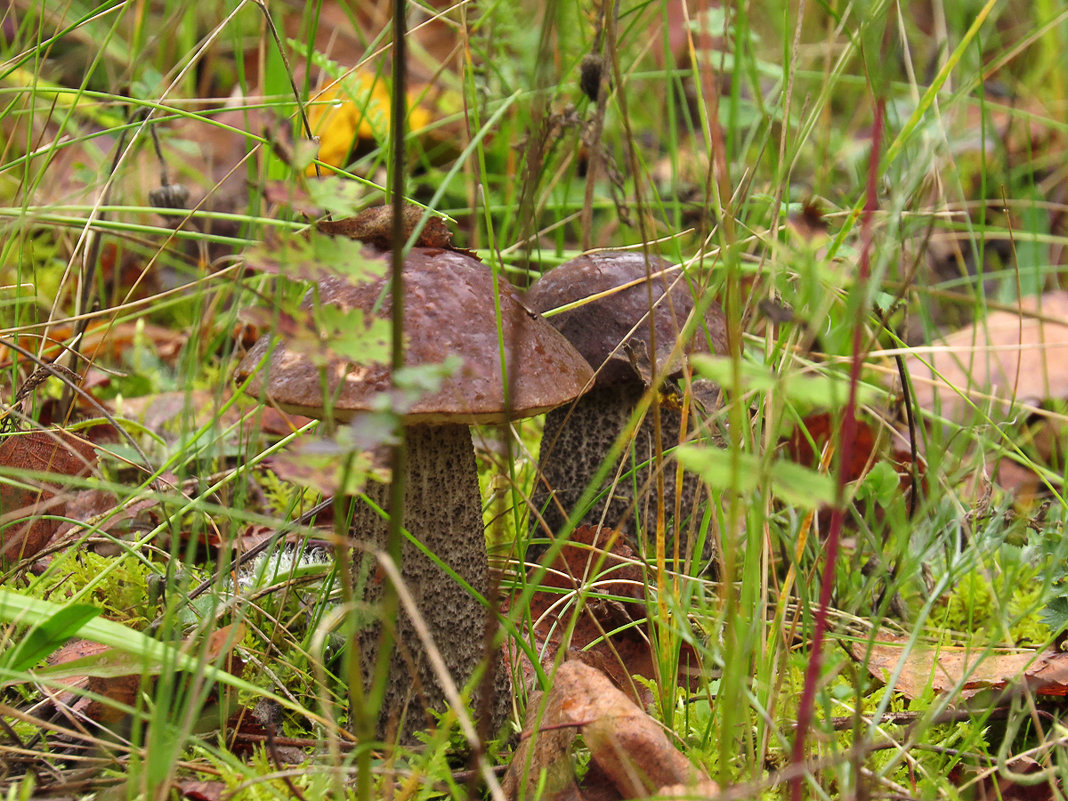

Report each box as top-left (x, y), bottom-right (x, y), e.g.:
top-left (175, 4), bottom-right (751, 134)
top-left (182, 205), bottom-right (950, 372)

top-left (788, 92), bottom-right (887, 801)
top-left (356, 0), bottom-right (407, 791)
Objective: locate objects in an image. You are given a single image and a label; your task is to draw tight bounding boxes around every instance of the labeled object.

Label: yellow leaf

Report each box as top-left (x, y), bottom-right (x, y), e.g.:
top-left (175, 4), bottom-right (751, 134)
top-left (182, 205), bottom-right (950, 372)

top-left (306, 71), bottom-right (435, 175)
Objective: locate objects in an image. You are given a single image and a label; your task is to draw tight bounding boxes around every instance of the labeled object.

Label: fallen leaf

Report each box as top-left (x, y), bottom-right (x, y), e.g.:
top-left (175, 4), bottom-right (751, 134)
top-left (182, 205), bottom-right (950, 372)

top-left (305, 74), bottom-right (433, 173)
top-left (0, 429), bottom-right (97, 563)
top-left (36, 623), bottom-right (246, 728)
top-left (906, 291), bottom-right (1068, 422)
top-left (508, 526), bottom-right (703, 704)
top-left (783, 412), bottom-right (924, 518)
top-left (785, 412), bottom-right (878, 485)
top-left (317, 204), bottom-right (454, 250)
top-left (503, 661), bottom-right (713, 801)
top-left (175, 780), bottom-right (227, 801)
top-left (119, 390), bottom-right (310, 439)
top-left (971, 756), bottom-right (1059, 801)
top-left (503, 687), bottom-right (584, 801)
top-left (0, 321), bottom-right (185, 370)
top-left (851, 635), bottom-right (1068, 700)
top-left (42, 639), bottom-right (141, 724)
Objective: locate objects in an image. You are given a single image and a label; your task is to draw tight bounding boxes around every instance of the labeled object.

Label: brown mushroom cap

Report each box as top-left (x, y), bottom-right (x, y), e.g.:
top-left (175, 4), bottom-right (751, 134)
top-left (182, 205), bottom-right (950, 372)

top-left (237, 246), bottom-right (594, 423)
top-left (524, 252), bottom-right (728, 386)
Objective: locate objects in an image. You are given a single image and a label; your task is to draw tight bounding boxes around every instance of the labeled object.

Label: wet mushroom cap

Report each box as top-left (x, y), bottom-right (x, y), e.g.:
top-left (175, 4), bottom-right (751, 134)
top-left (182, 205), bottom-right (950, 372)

top-left (524, 252), bottom-right (728, 386)
top-left (237, 246), bottom-right (595, 422)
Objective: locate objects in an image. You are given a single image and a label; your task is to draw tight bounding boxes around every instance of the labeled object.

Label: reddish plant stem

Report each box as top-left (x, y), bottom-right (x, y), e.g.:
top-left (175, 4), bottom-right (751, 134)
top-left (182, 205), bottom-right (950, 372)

top-left (788, 95), bottom-right (885, 801)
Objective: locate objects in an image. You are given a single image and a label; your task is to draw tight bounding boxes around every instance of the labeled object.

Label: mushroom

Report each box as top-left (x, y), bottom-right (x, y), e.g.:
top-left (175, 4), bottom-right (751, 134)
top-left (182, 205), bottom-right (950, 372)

top-left (524, 252), bottom-right (727, 555)
top-left (237, 245), bottom-right (594, 741)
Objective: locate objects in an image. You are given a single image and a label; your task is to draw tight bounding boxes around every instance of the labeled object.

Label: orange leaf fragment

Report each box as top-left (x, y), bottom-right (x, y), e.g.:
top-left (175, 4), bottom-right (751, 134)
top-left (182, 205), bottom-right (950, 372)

top-left (43, 639), bottom-right (141, 724)
top-left (785, 412), bottom-right (877, 484)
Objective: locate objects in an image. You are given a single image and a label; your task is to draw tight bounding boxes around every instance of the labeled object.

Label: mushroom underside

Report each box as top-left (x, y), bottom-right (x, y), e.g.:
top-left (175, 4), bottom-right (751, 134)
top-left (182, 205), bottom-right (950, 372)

top-left (531, 383), bottom-right (711, 561)
top-left (352, 423), bottom-right (511, 742)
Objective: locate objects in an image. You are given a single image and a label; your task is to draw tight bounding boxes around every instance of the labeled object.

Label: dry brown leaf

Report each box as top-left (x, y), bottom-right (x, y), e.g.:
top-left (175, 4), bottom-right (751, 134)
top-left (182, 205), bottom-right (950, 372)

top-left (503, 687), bottom-right (585, 801)
top-left (786, 412), bottom-right (879, 484)
top-left (906, 291), bottom-right (1068, 422)
top-left (852, 635), bottom-right (1068, 700)
top-left (0, 429), bottom-right (97, 563)
top-left (43, 639), bottom-right (141, 725)
top-left (40, 624), bottom-right (246, 728)
top-left (175, 780), bottom-right (227, 801)
top-left (120, 390), bottom-right (311, 439)
top-left (0, 321), bottom-right (185, 370)
top-left (560, 662), bottom-right (707, 798)
top-left (317, 204), bottom-right (454, 250)
top-left (504, 661), bottom-right (712, 801)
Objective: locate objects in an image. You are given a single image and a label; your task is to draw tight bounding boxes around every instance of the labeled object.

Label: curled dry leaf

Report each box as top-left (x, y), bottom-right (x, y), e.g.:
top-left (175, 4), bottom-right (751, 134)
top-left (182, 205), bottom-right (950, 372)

top-left (0, 430), bottom-right (97, 564)
top-left (507, 526), bottom-right (703, 704)
top-left (503, 686), bottom-right (584, 801)
top-left (503, 660), bottom-right (713, 801)
top-left (851, 634), bottom-right (1068, 700)
top-left (316, 204), bottom-right (455, 251)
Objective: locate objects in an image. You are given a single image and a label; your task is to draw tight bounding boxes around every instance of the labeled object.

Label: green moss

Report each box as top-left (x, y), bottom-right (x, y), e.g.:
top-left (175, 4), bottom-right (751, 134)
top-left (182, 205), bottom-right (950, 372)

top-left (26, 551), bottom-right (157, 627)
top-left (258, 468), bottom-right (320, 517)
top-left (936, 564), bottom-right (1051, 647)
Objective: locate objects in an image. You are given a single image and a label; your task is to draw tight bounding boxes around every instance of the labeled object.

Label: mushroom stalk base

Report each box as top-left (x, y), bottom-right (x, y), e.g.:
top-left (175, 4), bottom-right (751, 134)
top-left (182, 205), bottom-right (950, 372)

top-left (352, 424), bottom-right (510, 743)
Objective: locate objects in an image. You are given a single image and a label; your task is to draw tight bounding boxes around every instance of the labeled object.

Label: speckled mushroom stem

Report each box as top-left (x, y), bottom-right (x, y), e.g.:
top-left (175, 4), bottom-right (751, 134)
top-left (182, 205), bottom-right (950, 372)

top-left (352, 424), bottom-right (511, 742)
top-left (532, 384), bottom-right (707, 561)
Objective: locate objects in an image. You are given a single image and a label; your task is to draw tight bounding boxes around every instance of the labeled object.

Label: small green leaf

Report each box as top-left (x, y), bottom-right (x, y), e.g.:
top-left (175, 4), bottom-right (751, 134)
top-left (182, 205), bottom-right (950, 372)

top-left (768, 460), bottom-right (836, 508)
top-left (2, 604), bottom-right (101, 672)
top-left (393, 357), bottom-right (463, 397)
top-left (315, 306), bottom-right (391, 364)
top-left (854, 460), bottom-right (901, 506)
top-left (1042, 597), bottom-right (1068, 635)
top-left (675, 445), bottom-right (759, 494)
top-left (677, 444), bottom-right (835, 510)
top-left (246, 235), bottom-right (387, 285)
top-left (690, 354), bottom-right (878, 408)
top-left (306, 177), bottom-right (368, 219)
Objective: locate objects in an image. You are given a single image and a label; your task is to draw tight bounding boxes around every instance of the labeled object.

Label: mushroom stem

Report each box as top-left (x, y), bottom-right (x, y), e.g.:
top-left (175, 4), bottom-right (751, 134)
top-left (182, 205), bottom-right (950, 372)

top-left (352, 424), bottom-right (510, 742)
top-left (532, 384), bottom-right (706, 558)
